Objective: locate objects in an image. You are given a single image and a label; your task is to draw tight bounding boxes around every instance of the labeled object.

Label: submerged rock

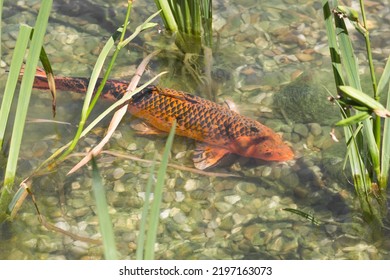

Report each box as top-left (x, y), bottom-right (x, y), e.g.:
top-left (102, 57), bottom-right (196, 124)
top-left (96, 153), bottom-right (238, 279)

top-left (273, 71), bottom-right (339, 125)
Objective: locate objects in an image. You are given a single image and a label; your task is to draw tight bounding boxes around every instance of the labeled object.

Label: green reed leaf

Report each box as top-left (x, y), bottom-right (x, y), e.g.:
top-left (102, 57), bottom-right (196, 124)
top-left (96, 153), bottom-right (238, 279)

top-left (144, 120), bottom-right (176, 260)
top-left (335, 111), bottom-right (370, 126)
top-left (377, 54), bottom-right (390, 100)
top-left (322, 0), bottom-right (344, 87)
top-left (335, 16), bottom-right (361, 90)
top-left (136, 155), bottom-right (157, 260)
top-left (91, 157), bottom-right (118, 260)
top-left (0, 0), bottom-right (52, 222)
top-left (380, 80), bottom-right (390, 190)
top-left (0, 24), bottom-right (32, 150)
top-left (339, 86), bottom-right (390, 117)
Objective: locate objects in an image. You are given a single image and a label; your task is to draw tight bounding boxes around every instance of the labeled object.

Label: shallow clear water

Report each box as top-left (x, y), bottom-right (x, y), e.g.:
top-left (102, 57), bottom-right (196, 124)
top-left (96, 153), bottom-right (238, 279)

top-left (1, 0), bottom-right (390, 259)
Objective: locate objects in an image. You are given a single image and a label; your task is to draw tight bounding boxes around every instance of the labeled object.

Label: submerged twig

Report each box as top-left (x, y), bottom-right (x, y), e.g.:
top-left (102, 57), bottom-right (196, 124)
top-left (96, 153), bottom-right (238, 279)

top-left (69, 150), bottom-right (242, 178)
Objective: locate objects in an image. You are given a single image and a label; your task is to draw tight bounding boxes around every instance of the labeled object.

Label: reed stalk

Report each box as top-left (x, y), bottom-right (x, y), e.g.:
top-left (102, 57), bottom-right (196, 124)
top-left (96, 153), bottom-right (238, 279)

top-left (322, 0), bottom-right (390, 230)
top-left (0, 0), bottom-right (52, 222)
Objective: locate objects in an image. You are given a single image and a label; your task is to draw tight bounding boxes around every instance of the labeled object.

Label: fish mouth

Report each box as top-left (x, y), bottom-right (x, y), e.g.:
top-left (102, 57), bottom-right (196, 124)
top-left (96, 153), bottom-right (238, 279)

top-left (258, 146), bottom-right (294, 162)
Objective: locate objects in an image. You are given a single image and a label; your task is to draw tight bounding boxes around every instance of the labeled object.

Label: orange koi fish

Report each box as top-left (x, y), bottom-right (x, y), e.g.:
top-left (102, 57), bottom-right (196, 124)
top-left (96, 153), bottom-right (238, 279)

top-left (31, 69), bottom-right (294, 169)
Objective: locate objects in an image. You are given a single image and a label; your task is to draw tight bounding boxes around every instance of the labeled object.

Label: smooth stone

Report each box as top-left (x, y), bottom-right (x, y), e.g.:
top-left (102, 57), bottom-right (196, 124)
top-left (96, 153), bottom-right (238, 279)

top-left (293, 123), bottom-right (309, 137)
top-left (113, 181), bottom-right (125, 192)
top-left (126, 143), bottom-right (137, 151)
top-left (184, 179), bottom-right (199, 191)
top-left (309, 123), bottom-right (322, 136)
top-left (236, 182), bottom-right (257, 194)
top-left (173, 211), bottom-right (187, 224)
top-left (113, 168), bottom-right (125, 180)
top-left (175, 191), bottom-right (185, 202)
top-left (224, 195), bottom-right (241, 205)
top-left (295, 53), bottom-right (314, 62)
top-left (214, 202), bottom-right (233, 213)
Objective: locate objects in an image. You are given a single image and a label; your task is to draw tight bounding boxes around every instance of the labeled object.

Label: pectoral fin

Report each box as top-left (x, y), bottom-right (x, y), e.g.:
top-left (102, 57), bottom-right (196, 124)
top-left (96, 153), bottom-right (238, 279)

top-left (130, 119), bottom-right (167, 135)
top-left (193, 142), bottom-right (231, 170)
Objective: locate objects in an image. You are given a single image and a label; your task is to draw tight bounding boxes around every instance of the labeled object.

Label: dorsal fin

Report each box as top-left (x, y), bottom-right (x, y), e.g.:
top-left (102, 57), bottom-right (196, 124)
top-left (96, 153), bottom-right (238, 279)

top-left (158, 88), bottom-right (201, 104)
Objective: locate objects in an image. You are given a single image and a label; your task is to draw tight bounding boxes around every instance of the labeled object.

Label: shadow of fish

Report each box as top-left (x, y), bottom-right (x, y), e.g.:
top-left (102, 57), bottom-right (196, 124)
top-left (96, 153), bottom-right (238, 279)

top-left (31, 68), bottom-right (294, 170)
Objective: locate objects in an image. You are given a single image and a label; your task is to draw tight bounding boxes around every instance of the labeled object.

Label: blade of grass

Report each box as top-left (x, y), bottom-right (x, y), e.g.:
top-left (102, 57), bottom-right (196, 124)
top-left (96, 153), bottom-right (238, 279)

top-left (380, 83), bottom-right (390, 190)
top-left (91, 157), bottom-right (118, 260)
top-left (339, 86), bottom-right (390, 117)
top-left (136, 154), bottom-right (157, 260)
top-left (154, 0), bottom-right (178, 32)
top-left (62, 27), bottom-right (122, 158)
top-left (38, 46), bottom-right (56, 117)
top-left (335, 15), bottom-right (361, 90)
top-left (322, 0), bottom-right (344, 87)
top-left (0, 24), bottom-right (32, 150)
top-left (377, 53), bottom-right (390, 97)
top-left (0, 0), bottom-right (52, 222)
top-left (200, 0), bottom-right (212, 47)
top-left (335, 111), bottom-right (370, 126)
top-left (0, 0), bottom-right (3, 63)
top-left (144, 120), bottom-right (176, 260)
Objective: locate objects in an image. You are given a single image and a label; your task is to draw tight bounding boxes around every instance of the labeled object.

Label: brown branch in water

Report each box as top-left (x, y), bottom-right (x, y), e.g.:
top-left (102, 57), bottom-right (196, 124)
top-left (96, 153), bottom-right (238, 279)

top-left (26, 180), bottom-right (102, 245)
top-left (101, 150), bottom-right (242, 178)
top-left (67, 151), bottom-right (241, 178)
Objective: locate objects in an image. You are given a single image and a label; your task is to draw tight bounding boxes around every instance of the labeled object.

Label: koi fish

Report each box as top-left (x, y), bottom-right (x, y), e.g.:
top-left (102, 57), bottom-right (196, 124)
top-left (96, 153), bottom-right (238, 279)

top-left (30, 68), bottom-right (294, 170)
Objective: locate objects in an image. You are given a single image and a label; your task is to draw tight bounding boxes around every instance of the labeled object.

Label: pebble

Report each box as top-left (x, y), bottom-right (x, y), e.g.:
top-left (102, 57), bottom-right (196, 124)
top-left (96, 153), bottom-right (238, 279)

top-left (113, 168), bottom-right (125, 180)
top-left (190, 189), bottom-right (209, 200)
top-left (55, 221), bottom-right (71, 231)
top-left (236, 182), bottom-right (257, 194)
top-left (308, 123), bottom-right (322, 136)
top-left (295, 53), bottom-right (315, 62)
top-left (71, 182), bottom-right (81, 190)
top-left (293, 123), bottom-right (309, 137)
top-left (126, 143), bottom-right (137, 151)
top-left (173, 211), bottom-right (187, 224)
top-left (224, 195), bottom-right (241, 205)
top-left (184, 179), bottom-right (199, 191)
top-left (214, 202), bottom-right (233, 213)
top-left (113, 181), bottom-right (126, 192)
top-left (261, 166), bottom-right (273, 177)
top-left (175, 191), bottom-right (185, 202)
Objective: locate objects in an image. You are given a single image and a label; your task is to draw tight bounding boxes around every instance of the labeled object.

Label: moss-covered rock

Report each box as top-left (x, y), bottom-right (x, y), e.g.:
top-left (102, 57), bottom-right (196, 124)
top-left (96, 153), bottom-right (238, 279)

top-left (273, 71), bottom-right (339, 125)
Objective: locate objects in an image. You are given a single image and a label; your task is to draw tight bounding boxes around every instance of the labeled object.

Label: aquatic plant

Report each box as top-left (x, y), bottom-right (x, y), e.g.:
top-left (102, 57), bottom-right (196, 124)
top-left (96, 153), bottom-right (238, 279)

top-left (154, 0), bottom-right (212, 54)
top-left (91, 157), bottom-right (118, 260)
top-left (322, 0), bottom-right (390, 231)
top-left (153, 0), bottom-right (214, 100)
top-left (0, 0), bottom-right (53, 222)
top-left (136, 121), bottom-right (176, 260)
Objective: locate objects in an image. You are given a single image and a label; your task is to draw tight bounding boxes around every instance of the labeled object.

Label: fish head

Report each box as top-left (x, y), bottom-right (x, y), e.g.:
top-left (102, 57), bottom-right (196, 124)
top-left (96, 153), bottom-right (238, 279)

top-left (233, 132), bottom-right (294, 161)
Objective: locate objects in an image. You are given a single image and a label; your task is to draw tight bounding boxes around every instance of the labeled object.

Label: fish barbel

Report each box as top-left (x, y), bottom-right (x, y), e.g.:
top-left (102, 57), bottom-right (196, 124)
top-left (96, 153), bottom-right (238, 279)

top-left (31, 69), bottom-right (294, 169)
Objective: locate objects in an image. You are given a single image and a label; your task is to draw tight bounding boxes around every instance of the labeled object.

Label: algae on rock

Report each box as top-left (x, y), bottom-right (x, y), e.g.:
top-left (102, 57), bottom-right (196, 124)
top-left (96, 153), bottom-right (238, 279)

top-left (273, 71), bottom-right (339, 125)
